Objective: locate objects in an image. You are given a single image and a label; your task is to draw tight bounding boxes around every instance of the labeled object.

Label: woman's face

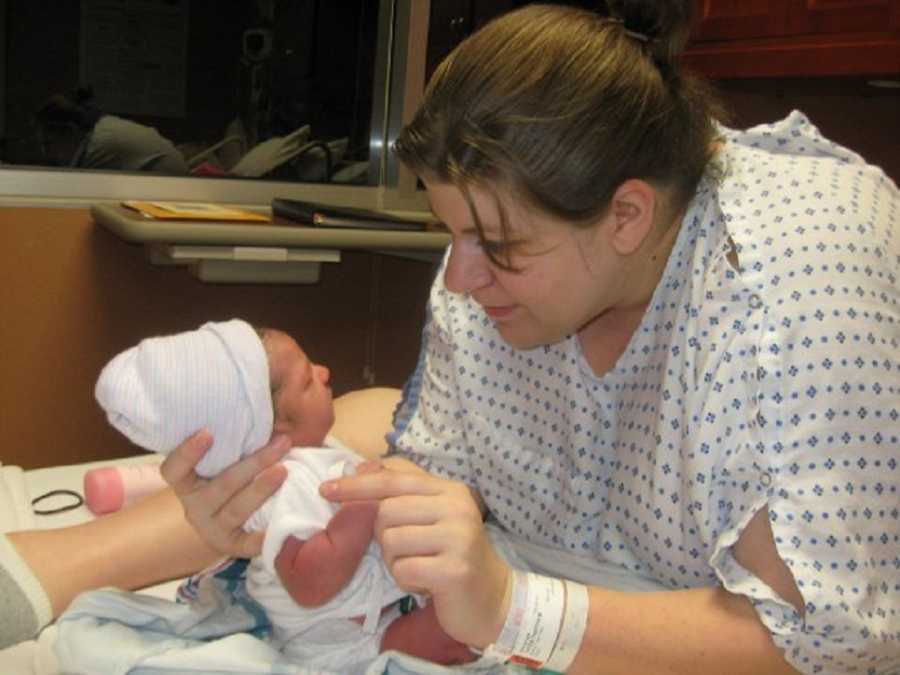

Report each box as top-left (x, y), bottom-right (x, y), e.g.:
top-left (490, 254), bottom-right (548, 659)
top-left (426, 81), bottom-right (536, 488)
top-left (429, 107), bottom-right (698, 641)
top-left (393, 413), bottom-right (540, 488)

top-left (262, 330), bottom-right (334, 447)
top-left (426, 180), bottom-right (627, 350)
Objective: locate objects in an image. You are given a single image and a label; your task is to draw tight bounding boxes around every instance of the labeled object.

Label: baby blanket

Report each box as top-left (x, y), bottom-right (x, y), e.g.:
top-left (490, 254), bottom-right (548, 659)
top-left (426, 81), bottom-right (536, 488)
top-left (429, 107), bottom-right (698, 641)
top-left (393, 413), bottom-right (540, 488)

top-left (54, 558), bottom-right (524, 675)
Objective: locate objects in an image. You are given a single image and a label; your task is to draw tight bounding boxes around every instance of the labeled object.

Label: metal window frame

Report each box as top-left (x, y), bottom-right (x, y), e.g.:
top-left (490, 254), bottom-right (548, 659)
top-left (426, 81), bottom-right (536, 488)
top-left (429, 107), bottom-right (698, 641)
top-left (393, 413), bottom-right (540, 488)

top-left (368, 0), bottom-right (429, 192)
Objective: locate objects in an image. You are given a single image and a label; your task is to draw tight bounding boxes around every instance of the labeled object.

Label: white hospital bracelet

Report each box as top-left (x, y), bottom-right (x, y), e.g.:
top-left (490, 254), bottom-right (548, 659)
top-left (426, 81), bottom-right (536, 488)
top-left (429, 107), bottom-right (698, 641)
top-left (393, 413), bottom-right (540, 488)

top-left (481, 571), bottom-right (589, 672)
top-left (544, 579), bottom-right (590, 673)
top-left (483, 569), bottom-right (530, 663)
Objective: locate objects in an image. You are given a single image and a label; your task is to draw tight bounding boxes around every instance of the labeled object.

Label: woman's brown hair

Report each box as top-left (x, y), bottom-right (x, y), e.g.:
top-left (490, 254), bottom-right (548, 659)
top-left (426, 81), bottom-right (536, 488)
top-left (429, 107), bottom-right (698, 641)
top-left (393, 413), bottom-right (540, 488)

top-left (395, 1), bottom-right (725, 266)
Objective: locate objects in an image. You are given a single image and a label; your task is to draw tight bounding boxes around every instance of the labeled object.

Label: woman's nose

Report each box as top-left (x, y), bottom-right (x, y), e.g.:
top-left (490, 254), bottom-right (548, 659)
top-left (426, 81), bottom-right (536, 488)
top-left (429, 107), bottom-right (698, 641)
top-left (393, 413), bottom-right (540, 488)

top-left (443, 240), bottom-right (492, 294)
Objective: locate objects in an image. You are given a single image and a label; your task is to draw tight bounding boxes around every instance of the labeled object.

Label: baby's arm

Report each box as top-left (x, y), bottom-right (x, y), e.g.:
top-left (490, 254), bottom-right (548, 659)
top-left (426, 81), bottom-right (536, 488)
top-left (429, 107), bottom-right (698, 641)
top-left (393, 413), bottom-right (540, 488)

top-left (274, 501), bottom-right (377, 607)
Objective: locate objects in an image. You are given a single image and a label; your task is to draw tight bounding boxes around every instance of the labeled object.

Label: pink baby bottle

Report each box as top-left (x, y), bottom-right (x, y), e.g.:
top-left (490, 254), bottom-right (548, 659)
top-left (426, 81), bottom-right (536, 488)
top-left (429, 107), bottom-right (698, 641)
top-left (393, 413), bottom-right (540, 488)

top-left (83, 463), bottom-right (168, 515)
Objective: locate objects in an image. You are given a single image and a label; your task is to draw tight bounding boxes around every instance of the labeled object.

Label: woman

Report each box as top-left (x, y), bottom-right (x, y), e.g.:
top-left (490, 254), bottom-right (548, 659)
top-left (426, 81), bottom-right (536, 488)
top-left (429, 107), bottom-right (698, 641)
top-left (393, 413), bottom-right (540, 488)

top-left (5, 3), bottom-right (897, 673)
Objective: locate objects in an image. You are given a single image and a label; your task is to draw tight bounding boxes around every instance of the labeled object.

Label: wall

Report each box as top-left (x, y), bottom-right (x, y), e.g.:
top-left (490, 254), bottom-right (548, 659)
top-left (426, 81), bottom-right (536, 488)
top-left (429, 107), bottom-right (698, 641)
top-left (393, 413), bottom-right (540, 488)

top-left (0, 207), bottom-right (437, 469)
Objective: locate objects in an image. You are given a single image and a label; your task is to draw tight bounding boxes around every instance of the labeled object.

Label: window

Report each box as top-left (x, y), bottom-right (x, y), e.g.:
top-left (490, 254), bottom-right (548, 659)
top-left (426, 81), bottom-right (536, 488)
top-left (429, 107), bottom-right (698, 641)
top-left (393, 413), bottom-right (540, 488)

top-left (0, 0), bottom-right (424, 203)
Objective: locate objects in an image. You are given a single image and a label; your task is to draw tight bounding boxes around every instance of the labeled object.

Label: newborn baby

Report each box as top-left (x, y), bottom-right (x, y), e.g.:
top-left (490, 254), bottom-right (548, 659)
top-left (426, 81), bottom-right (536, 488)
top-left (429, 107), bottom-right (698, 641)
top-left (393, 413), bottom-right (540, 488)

top-left (95, 319), bottom-right (473, 670)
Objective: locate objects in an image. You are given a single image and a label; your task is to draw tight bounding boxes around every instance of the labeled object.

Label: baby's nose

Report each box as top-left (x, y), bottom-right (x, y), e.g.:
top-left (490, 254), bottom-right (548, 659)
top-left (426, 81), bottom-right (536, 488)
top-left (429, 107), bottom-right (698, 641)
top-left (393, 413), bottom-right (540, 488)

top-left (315, 364), bottom-right (330, 385)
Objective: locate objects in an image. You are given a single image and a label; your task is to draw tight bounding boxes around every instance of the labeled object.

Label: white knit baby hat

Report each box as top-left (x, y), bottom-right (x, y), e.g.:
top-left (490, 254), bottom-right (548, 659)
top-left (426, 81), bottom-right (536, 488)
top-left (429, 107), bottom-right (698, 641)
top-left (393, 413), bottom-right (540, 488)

top-left (95, 319), bottom-right (274, 477)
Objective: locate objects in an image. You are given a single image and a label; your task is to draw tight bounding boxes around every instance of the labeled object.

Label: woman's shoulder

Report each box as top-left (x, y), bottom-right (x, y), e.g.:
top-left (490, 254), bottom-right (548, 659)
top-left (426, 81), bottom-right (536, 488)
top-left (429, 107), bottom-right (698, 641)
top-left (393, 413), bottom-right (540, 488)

top-left (719, 110), bottom-right (866, 166)
top-left (713, 113), bottom-right (897, 274)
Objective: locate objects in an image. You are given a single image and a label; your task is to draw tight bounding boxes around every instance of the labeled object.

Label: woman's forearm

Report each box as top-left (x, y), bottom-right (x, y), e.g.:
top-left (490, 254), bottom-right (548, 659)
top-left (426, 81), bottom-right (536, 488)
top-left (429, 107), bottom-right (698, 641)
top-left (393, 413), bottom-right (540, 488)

top-left (569, 585), bottom-right (800, 675)
top-left (8, 486), bottom-right (219, 619)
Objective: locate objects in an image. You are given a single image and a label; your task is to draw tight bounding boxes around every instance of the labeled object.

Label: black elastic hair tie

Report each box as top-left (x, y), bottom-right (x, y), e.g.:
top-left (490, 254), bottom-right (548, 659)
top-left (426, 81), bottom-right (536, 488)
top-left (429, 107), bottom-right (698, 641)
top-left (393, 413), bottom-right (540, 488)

top-left (604, 16), bottom-right (652, 43)
top-left (31, 489), bottom-right (85, 515)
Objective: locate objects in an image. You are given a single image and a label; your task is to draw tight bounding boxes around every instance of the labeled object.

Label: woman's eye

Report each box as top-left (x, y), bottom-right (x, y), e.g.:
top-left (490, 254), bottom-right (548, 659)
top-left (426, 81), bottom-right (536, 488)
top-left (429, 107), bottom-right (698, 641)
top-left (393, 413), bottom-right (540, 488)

top-left (479, 237), bottom-right (506, 254)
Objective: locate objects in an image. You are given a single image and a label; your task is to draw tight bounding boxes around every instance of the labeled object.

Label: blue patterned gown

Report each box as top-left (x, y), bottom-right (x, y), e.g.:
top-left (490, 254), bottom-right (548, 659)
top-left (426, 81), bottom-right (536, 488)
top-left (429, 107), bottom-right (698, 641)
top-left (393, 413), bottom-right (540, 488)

top-left (389, 112), bottom-right (900, 675)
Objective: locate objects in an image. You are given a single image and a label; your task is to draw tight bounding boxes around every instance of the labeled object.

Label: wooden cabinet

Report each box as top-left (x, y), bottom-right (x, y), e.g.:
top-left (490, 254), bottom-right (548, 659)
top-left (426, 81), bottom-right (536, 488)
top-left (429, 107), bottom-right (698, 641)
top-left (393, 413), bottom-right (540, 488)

top-left (423, 0), bottom-right (899, 80)
top-left (684, 0), bottom-right (900, 78)
top-left (788, 0), bottom-right (895, 35)
top-left (691, 1), bottom-right (788, 41)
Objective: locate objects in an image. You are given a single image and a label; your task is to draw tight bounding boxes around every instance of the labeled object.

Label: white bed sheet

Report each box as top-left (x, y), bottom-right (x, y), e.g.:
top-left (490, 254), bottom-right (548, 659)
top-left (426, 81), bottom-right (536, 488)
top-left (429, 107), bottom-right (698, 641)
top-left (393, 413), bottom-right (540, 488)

top-left (0, 454), bottom-right (180, 675)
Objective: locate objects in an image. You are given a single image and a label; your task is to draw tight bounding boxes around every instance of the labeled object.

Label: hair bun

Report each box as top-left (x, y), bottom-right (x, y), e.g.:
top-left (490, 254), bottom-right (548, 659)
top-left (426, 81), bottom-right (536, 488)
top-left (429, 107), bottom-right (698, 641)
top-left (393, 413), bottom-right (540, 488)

top-left (602, 0), bottom-right (695, 66)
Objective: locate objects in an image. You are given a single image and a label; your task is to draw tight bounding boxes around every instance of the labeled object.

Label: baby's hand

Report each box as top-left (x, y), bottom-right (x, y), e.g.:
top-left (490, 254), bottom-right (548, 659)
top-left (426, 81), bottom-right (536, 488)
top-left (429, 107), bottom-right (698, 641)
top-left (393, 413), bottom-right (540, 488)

top-left (160, 430), bottom-right (291, 558)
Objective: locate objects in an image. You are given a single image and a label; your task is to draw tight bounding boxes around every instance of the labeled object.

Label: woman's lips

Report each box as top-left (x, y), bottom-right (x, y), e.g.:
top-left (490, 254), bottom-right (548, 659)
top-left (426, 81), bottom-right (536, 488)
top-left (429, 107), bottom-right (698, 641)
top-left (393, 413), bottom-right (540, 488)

top-left (483, 304), bottom-right (515, 320)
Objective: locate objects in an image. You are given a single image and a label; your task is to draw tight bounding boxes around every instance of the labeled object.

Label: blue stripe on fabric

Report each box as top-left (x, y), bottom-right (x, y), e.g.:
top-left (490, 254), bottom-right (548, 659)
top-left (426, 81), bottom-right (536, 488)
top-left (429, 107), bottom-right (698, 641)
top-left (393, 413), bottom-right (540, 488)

top-left (386, 303), bottom-right (432, 455)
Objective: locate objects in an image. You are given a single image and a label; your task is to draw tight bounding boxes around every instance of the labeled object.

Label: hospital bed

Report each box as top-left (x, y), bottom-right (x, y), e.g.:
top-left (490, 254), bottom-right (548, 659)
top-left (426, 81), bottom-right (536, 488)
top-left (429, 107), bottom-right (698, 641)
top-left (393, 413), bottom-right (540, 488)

top-left (0, 454), bottom-right (178, 675)
top-left (0, 457), bottom-right (521, 675)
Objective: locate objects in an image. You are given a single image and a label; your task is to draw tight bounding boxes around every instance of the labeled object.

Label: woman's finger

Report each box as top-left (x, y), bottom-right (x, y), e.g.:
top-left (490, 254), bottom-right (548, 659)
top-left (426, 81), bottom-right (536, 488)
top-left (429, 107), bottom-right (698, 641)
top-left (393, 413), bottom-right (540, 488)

top-left (215, 462), bottom-right (289, 534)
top-left (354, 459), bottom-right (383, 475)
top-left (379, 523), bottom-right (443, 562)
top-left (201, 435), bottom-right (291, 518)
top-left (160, 429), bottom-right (213, 494)
top-left (380, 456), bottom-right (429, 475)
top-left (320, 469), bottom-right (443, 502)
top-left (377, 503), bottom-right (482, 562)
top-left (160, 431), bottom-right (292, 558)
top-left (390, 551), bottom-right (448, 595)
top-left (374, 494), bottom-right (467, 530)
top-left (229, 528), bottom-right (268, 561)
top-left (386, 530), bottom-right (493, 600)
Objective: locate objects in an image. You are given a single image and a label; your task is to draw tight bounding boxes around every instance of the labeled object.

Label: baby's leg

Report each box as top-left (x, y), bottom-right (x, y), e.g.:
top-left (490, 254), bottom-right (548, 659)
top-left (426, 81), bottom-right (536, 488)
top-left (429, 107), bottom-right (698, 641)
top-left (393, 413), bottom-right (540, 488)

top-left (381, 601), bottom-right (475, 665)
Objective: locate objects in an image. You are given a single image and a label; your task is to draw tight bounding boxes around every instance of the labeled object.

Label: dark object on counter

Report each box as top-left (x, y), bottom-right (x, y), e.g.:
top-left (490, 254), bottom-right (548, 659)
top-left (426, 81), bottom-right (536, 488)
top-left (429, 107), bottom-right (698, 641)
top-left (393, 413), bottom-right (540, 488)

top-left (272, 197), bottom-right (429, 231)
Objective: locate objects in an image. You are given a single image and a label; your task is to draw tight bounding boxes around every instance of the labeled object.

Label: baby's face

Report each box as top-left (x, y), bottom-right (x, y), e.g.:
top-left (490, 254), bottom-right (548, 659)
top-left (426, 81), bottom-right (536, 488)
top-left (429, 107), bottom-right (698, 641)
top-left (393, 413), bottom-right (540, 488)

top-left (262, 329), bottom-right (334, 447)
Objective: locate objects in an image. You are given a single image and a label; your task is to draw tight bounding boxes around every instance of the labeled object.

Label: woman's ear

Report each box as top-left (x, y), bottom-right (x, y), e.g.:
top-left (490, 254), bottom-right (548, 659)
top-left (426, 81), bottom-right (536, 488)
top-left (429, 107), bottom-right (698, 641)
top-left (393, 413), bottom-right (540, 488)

top-left (608, 179), bottom-right (657, 256)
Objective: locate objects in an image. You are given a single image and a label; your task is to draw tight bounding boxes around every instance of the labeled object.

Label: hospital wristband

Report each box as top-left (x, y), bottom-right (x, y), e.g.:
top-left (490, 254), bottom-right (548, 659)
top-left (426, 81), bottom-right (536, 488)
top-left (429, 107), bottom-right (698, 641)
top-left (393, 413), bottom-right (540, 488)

top-left (481, 570), bottom-right (589, 672)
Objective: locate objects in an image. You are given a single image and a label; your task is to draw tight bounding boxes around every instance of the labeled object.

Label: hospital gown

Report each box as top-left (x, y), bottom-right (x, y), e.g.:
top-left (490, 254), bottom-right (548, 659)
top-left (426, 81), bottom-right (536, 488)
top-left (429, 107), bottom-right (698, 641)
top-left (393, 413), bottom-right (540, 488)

top-left (73, 114), bottom-right (188, 174)
top-left (389, 112), bottom-right (900, 674)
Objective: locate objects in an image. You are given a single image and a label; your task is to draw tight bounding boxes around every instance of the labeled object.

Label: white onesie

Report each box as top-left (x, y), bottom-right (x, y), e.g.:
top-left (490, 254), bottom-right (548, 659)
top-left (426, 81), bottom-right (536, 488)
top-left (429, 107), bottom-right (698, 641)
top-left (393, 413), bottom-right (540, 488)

top-left (243, 441), bottom-right (410, 670)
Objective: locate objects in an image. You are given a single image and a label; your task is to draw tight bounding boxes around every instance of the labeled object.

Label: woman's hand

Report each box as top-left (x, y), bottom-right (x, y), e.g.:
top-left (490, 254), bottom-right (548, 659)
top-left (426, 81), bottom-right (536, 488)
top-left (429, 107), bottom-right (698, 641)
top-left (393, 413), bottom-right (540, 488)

top-left (159, 430), bottom-right (292, 559)
top-left (320, 461), bottom-right (512, 648)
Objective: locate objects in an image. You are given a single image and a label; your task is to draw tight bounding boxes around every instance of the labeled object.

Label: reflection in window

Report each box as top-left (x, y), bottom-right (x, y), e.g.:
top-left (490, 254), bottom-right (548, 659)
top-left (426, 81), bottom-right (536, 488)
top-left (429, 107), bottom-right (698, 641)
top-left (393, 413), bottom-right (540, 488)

top-left (2, 0), bottom-right (379, 185)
